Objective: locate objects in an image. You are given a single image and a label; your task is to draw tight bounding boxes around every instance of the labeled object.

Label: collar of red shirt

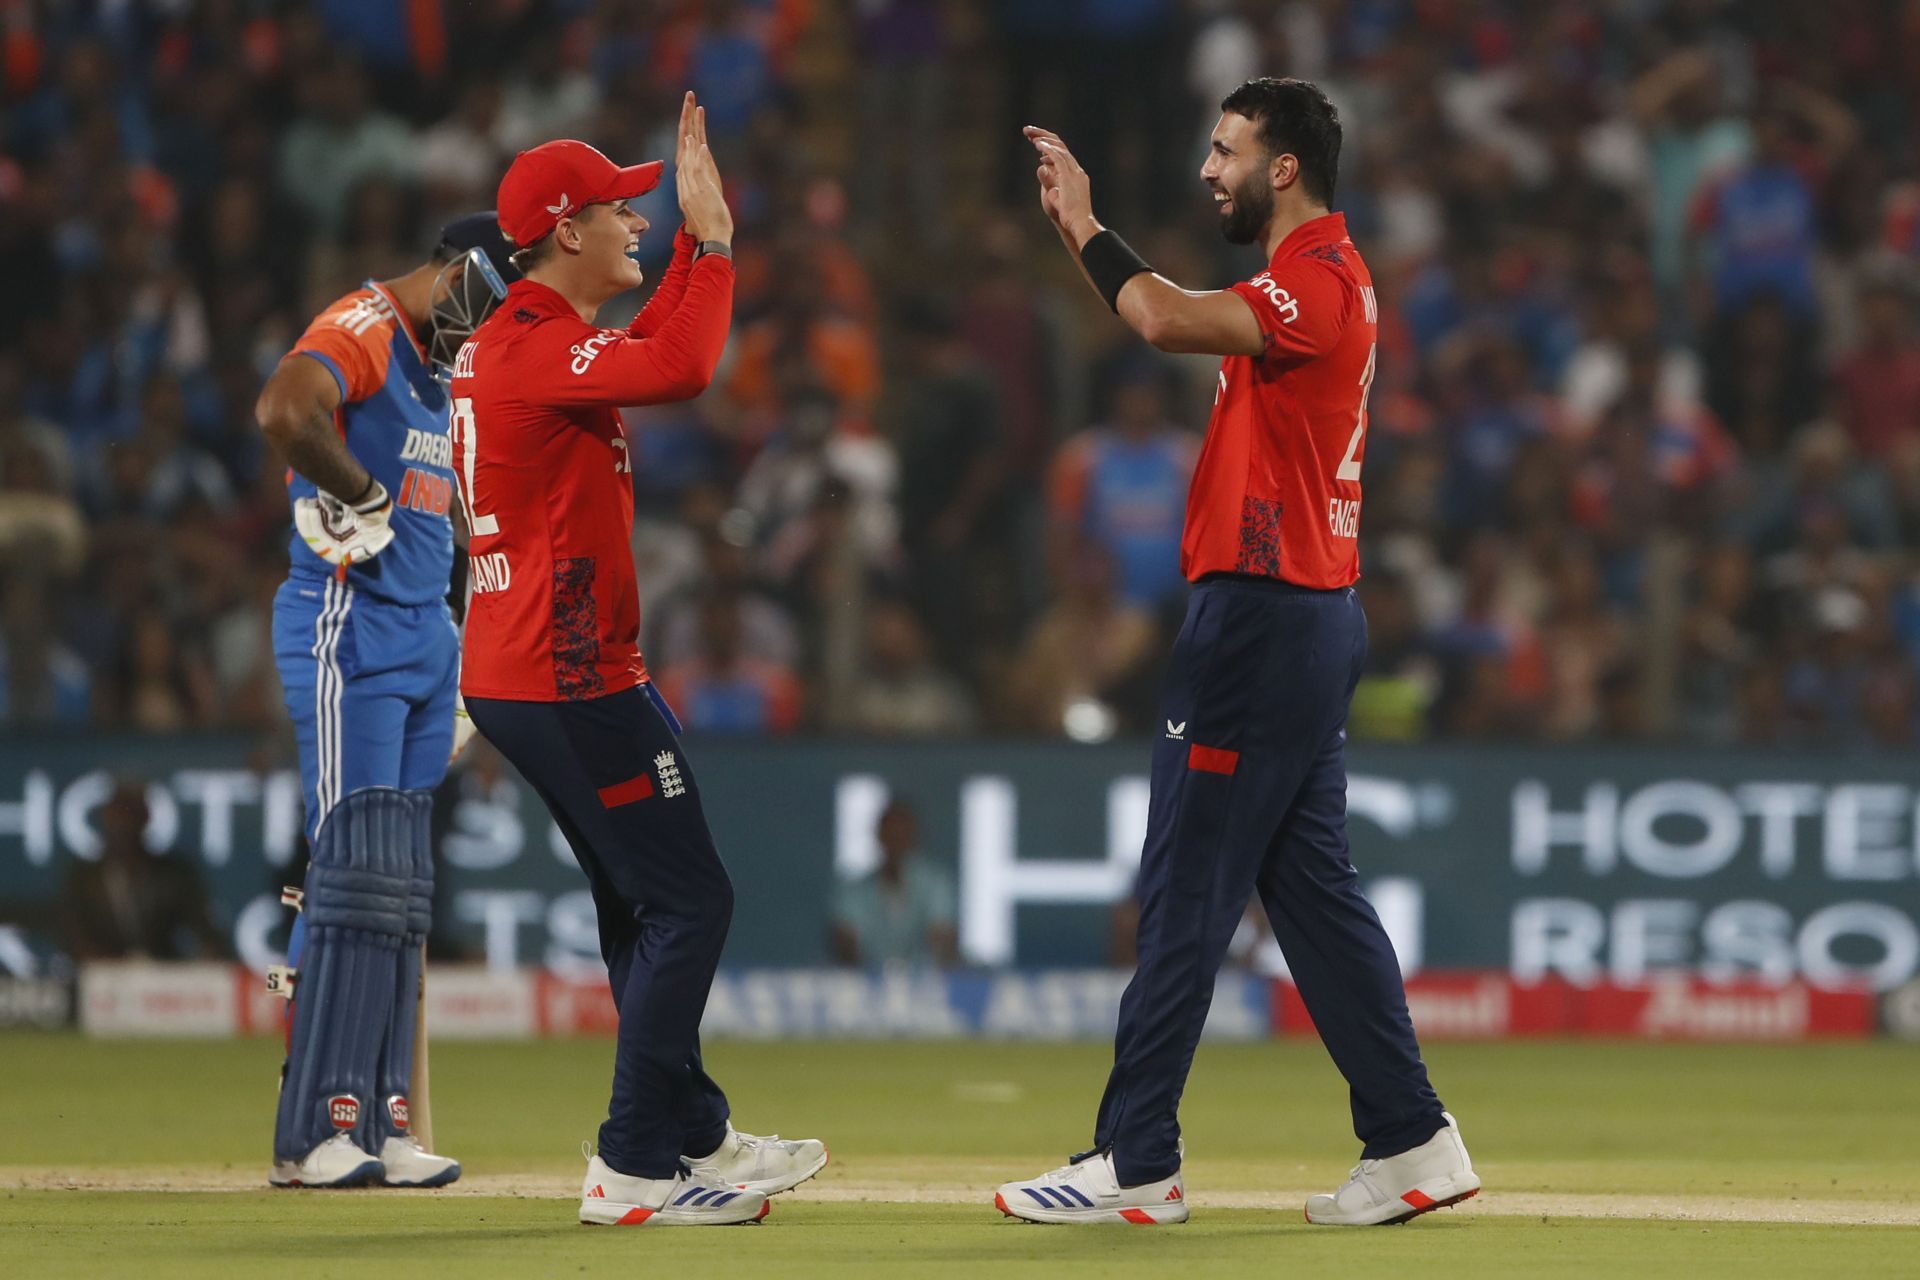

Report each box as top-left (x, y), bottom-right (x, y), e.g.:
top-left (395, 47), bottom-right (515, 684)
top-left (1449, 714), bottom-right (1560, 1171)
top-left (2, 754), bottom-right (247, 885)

top-left (1268, 211), bottom-right (1349, 263)
top-left (502, 278), bottom-right (583, 319)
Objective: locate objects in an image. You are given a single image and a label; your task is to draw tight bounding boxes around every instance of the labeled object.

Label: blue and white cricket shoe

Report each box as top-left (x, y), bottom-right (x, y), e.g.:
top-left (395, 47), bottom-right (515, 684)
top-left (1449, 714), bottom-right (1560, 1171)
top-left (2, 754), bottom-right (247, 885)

top-left (379, 1135), bottom-right (461, 1188)
top-left (995, 1149), bottom-right (1188, 1224)
top-left (579, 1152), bottom-right (770, 1226)
top-left (269, 1133), bottom-right (383, 1189)
top-left (685, 1124), bottom-right (829, 1196)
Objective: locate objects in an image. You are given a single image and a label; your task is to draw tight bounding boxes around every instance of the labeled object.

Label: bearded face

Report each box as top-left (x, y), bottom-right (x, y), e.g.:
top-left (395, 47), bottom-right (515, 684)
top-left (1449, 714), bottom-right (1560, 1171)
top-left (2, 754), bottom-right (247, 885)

top-left (1216, 164), bottom-right (1275, 245)
top-left (1202, 112), bottom-right (1280, 246)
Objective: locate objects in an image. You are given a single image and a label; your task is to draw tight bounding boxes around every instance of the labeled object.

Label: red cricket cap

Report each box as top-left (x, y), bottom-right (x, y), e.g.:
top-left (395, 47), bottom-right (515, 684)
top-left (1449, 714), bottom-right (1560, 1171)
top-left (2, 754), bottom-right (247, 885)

top-left (496, 139), bottom-right (664, 247)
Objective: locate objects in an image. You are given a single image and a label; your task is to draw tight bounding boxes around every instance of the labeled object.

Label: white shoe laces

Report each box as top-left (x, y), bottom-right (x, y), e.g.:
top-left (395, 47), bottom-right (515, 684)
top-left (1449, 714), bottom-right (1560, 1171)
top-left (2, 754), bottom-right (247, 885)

top-left (1341, 1158), bottom-right (1386, 1201)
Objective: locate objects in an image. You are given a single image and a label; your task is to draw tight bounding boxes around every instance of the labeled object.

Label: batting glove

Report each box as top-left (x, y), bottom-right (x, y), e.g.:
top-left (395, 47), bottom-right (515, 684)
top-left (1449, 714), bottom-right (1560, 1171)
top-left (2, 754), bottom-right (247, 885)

top-left (294, 481), bottom-right (396, 568)
top-left (449, 693), bottom-right (480, 765)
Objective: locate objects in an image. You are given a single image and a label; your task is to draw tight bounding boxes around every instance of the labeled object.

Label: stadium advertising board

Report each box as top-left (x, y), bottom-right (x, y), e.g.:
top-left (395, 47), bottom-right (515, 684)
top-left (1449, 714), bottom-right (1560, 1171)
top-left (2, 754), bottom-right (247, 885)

top-left (0, 738), bottom-right (1916, 998)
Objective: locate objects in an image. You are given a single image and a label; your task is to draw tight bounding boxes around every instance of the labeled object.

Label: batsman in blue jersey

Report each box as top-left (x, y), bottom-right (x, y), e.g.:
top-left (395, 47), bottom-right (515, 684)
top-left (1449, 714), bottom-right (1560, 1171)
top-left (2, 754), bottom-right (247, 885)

top-left (256, 215), bottom-right (515, 1188)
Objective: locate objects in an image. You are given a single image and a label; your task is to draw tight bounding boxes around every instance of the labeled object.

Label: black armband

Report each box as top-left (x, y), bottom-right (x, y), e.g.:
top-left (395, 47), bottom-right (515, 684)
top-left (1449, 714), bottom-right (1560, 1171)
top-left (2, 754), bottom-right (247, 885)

top-left (1080, 229), bottom-right (1152, 313)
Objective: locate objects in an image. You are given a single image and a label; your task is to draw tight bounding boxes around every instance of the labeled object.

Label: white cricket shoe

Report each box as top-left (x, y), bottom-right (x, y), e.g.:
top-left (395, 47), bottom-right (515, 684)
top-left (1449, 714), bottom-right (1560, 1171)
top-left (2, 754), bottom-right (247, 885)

top-left (685, 1124), bottom-right (829, 1195)
top-left (269, 1133), bottom-right (384, 1189)
top-left (1305, 1111), bottom-right (1480, 1225)
top-left (578, 1153), bottom-right (770, 1226)
top-left (995, 1149), bottom-right (1188, 1224)
top-left (379, 1136), bottom-right (461, 1188)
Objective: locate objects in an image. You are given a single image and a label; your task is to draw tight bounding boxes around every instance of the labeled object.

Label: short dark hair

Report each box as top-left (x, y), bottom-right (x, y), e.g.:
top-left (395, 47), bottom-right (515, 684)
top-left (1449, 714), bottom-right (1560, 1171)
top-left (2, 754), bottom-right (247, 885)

top-left (1220, 77), bottom-right (1342, 206)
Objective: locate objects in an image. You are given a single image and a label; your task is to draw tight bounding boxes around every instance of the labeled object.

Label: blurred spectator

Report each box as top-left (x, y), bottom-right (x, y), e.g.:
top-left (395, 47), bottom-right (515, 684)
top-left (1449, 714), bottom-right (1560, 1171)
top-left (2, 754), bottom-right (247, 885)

top-left (1005, 548), bottom-right (1159, 738)
top-left (96, 604), bottom-right (218, 732)
top-left (1676, 544), bottom-right (1764, 742)
top-left (1739, 420), bottom-right (1897, 563)
top-left (1047, 362), bottom-right (1195, 612)
top-left (276, 55), bottom-right (412, 237)
top-left (0, 576), bottom-right (90, 727)
top-left (853, 0), bottom-right (948, 245)
top-left (728, 255), bottom-right (880, 432)
top-left (494, 29), bottom-right (601, 153)
top-left (1705, 290), bottom-right (1821, 458)
top-left (0, 432), bottom-right (86, 580)
top-left (1630, 48), bottom-right (1751, 302)
top-left (134, 374), bottom-right (234, 521)
top-left (679, 0), bottom-right (779, 141)
top-left (1535, 544), bottom-right (1633, 740)
top-left (840, 599), bottom-right (976, 737)
top-left (417, 83), bottom-right (509, 221)
top-left (830, 799), bottom-right (958, 971)
top-left (1349, 570), bottom-right (1439, 742)
top-left (1834, 277), bottom-right (1920, 460)
top-left (60, 779), bottom-right (230, 961)
top-left (737, 384), bottom-right (900, 585)
top-left (653, 592), bottom-right (803, 735)
top-left (303, 176), bottom-right (420, 309)
top-left (890, 297), bottom-right (1007, 682)
top-left (1690, 86), bottom-right (1855, 323)
top-left (652, 533), bottom-right (801, 672)
top-left (1560, 273), bottom-right (1704, 438)
top-left (1783, 586), bottom-right (1875, 743)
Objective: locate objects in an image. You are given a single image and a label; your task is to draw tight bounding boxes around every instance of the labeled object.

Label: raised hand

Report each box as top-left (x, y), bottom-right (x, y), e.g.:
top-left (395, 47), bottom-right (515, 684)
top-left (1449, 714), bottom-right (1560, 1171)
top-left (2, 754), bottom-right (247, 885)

top-left (1024, 125), bottom-right (1097, 246)
top-left (675, 94), bottom-right (733, 245)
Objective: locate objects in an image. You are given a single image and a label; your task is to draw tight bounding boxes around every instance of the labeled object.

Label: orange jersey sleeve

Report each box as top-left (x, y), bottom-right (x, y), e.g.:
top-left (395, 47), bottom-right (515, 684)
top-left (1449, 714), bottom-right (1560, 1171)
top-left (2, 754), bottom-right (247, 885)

top-left (291, 290), bottom-right (397, 403)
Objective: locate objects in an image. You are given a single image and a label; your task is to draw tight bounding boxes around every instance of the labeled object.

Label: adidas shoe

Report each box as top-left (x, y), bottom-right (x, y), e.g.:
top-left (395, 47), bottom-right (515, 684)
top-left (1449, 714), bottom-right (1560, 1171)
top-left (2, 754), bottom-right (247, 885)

top-left (269, 1133), bottom-right (384, 1189)
top-left (1304, 1112), bottom-right (1481, 1225)
top-left (995, 1149), bottom-right (1188, 1224)
top-left (579, 1153), bottom-right (770, 1226)
top-left (685, 1124), bottom-right (829, 1195)
top-left (379, 1135), bottom-right (461, 1188)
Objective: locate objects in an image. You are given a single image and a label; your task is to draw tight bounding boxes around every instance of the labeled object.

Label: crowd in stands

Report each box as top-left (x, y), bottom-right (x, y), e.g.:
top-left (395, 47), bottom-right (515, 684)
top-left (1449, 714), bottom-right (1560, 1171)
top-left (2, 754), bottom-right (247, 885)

top-left (5, 0), bottom-right (1920, 750)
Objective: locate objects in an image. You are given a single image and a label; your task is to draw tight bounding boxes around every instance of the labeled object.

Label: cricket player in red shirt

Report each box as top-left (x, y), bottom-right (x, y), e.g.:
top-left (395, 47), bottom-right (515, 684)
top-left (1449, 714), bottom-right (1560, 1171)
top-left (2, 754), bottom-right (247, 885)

top-left (450, 95), bottom-right (825, 1227)
top-left (997, 78), bottom-right (1478, 1226)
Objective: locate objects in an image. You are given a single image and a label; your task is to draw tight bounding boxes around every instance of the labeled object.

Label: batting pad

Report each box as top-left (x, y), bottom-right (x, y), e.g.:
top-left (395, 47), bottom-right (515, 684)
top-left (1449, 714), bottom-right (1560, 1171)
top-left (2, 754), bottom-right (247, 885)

top-left (273, 787), bottom-right (423, 1162)
top-left (373, 789), bottom-right (435, 1145)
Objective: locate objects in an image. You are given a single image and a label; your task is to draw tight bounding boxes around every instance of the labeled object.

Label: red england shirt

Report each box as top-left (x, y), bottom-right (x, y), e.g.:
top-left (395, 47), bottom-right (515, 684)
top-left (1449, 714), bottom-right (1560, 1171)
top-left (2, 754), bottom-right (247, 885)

top-left (1181, 212), bottom-right (1377, 589)
top-left (451, 229), bottom-right (733, 701)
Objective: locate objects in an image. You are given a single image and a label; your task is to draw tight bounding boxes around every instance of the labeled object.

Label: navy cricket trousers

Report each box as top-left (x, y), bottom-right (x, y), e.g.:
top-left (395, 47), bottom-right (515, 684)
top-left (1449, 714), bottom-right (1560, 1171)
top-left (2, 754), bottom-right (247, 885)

top-left (466, 684), bottom-right (732, 1178)
top-left (1094, 575), bottom-right (1445, 1186)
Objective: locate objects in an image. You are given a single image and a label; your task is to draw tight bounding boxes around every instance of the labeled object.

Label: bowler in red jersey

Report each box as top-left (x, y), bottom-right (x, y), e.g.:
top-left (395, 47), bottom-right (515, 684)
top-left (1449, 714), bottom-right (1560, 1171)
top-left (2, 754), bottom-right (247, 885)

top-left (995, 79), bottom-right (1479, 1227)
top-left (451, 94), bottom-right (826, 1227)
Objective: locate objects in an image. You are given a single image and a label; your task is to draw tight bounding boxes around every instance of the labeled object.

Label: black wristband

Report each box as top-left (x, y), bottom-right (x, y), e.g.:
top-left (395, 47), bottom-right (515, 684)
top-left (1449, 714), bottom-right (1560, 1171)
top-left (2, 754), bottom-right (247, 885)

top-left (693, 240), bottom-right (732, 261)
top-left (1080, 229), bottom-right (1152, 313)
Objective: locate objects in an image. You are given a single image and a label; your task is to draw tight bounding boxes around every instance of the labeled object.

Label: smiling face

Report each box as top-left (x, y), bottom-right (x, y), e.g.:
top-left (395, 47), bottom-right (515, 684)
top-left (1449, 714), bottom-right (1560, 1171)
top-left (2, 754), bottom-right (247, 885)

top-left (1200, 112), bottom-right (1277, 245)
top-left (566, 198), bottom-right (649, 293)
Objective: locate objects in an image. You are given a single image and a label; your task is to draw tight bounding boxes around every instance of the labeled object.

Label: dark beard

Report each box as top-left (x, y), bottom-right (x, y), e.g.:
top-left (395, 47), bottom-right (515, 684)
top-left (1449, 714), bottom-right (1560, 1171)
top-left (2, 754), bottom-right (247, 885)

top-left (1219, 176), bottom-right (1272, 245)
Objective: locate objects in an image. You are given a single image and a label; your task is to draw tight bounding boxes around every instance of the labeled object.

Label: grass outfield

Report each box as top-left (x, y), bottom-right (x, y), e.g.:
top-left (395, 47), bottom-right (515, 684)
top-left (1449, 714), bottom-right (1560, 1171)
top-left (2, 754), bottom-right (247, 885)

top-left (4, 1035), bottom-right (1919, 1277)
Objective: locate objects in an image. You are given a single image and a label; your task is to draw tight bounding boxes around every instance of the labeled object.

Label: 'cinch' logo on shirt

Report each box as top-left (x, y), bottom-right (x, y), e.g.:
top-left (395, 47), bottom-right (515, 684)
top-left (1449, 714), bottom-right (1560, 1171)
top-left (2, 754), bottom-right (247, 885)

top-left (1245, 271), bottom-right (1300, 324)
top-left (569, 331), bottom-right (620, 375)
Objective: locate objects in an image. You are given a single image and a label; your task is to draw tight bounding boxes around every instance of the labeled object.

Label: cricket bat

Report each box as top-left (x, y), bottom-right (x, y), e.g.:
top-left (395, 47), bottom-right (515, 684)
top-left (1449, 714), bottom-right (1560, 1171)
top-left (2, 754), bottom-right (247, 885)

top-left (409, 943), bottom-right (434, 1152)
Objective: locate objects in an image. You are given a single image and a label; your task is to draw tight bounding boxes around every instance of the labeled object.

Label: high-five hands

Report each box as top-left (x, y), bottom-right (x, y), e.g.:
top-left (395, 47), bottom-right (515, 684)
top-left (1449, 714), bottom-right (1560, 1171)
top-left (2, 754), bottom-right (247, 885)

top-left (675, 92), bottom-right (733, 246)
top-left (1024, 125), bottom-right (1099, 249)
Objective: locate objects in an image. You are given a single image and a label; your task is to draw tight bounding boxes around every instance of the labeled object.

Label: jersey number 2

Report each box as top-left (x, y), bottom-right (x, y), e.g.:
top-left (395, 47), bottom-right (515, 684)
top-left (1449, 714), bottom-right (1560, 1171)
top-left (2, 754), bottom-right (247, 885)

top-left (1335, 342), bottom-right (1376, 483)
top-left (451, 397), bottom-right (499, 536)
